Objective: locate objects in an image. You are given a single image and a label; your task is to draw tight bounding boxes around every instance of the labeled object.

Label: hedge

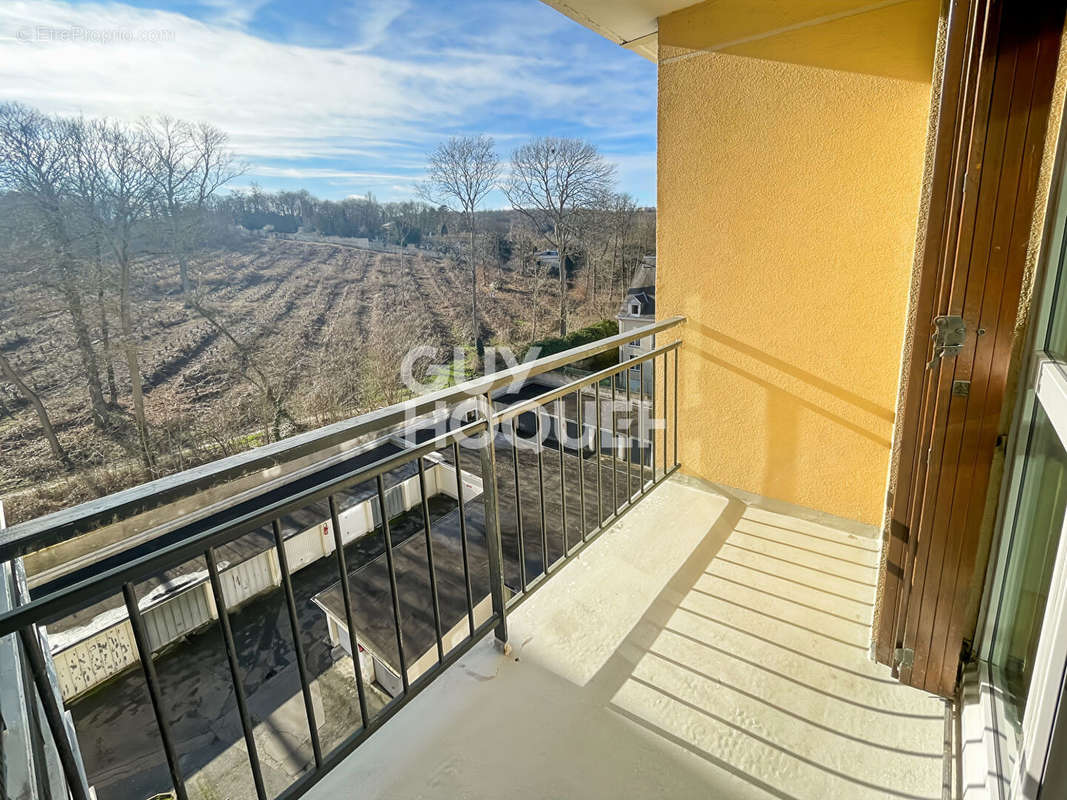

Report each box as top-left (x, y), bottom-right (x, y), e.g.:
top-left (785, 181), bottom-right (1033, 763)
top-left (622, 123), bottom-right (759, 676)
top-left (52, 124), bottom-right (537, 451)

top-left (524, 319), bottom-right (619, 371)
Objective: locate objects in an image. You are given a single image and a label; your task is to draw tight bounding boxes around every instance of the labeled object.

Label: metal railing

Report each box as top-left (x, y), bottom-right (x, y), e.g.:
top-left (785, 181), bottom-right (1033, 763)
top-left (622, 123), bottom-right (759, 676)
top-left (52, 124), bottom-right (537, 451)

top-left (0, 315), bottom-right (684, 800)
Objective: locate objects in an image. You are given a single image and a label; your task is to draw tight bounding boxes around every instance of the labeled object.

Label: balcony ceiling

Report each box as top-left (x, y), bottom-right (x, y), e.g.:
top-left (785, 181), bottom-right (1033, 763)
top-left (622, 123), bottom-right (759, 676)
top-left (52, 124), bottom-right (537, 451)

top-left (541, 0), bottom-right (940, 75)
top-left (539, 0), bottom-right (683, 60)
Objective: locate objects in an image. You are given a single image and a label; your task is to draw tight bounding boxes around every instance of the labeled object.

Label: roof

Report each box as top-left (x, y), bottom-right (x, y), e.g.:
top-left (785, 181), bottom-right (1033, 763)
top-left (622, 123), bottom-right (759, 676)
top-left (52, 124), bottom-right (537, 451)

top-left (619, 259), bottom-right (656, 317)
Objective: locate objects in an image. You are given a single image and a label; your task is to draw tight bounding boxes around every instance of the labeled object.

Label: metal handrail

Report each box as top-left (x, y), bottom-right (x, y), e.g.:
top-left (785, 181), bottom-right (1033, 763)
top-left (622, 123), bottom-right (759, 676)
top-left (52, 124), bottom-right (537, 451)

top-left (3, 317), bottom-right (686, 800)
top-left (0, 316), bottom-right (685, 561)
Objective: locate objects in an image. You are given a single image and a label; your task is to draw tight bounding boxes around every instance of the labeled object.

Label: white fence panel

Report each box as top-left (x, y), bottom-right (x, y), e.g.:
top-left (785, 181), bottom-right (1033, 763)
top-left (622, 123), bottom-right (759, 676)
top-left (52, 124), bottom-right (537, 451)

top-left (285, 524), bottom-right (330, 571)
top-left (143, 584), bottom-right (213, 652)
top-left (434, 462), bottom-right (482, 500)
top-left (219, 549), bottom-right (279, 609)
top-left (52, 621), bottom-right (137, 701)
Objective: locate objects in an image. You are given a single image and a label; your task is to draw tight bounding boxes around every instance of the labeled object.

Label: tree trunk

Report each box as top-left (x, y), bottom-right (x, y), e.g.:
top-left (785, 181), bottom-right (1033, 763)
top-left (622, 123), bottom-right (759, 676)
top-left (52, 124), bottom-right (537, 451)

top-left (611, 232), bottom-right (621, 300)
top-left (591, 251), bottom-right (598, 305)
top-left (558, 246), bottom-right (568, 337)
top-left (119, 252), bottom-right (153, 473)
top-left (95, 250), bottom-right (119, 406)
top-left (0, 350), bottom-right (71, 469)
top-left (59, 261), bottom-right (109, 428)
top-left (170, 213), bottom-right (193, 304)
top-left (470, 219), bottom-right (480, 353)
top-left (179, 258), bottom-right (191, 301)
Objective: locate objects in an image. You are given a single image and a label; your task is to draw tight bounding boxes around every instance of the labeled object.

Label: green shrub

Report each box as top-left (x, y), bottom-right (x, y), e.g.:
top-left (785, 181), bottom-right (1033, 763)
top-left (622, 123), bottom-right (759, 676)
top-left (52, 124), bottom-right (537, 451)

top-left (524, 320), bottom-right (619, 371)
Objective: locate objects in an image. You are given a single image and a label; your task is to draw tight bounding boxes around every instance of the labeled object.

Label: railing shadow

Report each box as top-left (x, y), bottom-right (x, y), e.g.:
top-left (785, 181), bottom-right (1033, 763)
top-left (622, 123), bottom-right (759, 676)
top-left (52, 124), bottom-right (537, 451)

top-left (575, 483), bottom-right (946, 800)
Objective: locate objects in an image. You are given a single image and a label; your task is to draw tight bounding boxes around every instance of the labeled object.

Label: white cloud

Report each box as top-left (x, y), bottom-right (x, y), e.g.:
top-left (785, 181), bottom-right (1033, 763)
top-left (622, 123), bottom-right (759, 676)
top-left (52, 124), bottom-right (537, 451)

top-left (250, 164), bottom-right (421, 181)
top-left (193, 0), bottom-right (271, 28)
top-left (0, 0), bottom-right (656, 200)
top-left (343, 0), bottom-right (413, 51)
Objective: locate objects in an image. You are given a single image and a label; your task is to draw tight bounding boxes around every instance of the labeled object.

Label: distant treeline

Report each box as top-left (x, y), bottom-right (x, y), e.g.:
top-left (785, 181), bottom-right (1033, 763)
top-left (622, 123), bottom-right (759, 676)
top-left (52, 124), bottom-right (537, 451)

top-left (219, 187), bottom-right (448, 244)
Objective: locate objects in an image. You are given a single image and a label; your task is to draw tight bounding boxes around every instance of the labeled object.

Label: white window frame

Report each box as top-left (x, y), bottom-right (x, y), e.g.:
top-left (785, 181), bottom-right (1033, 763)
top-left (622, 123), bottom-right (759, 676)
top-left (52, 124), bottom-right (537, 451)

top-left (971, 106), bottom-right (1067, 798)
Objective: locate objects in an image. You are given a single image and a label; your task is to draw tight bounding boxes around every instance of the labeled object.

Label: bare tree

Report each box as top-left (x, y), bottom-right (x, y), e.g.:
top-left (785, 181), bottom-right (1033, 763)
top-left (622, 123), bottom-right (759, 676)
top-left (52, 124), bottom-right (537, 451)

top-left (142, 117), bottom-right (241, 300)
top-left (606, 192), bottom-right (638, 300)
top-left (0, 103), bottom-right (112, 427)
top-left (0, 345), bottom-right (71, 469)
top-left (418, 135), bottom-right (499, 351)
top-left (502, 137), bottom-right (616, 336)
top-left (84, 120), bottom-right (158, 471)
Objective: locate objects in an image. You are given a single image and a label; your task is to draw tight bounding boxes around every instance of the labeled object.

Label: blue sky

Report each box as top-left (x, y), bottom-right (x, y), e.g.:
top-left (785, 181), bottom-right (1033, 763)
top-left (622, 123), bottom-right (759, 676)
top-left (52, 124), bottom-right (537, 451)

top-left (1, 0), bottom-right (657, 205)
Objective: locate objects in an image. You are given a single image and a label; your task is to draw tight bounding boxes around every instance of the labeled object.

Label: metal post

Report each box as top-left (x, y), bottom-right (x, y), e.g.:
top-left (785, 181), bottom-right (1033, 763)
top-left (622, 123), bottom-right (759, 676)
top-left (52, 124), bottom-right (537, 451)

top-left (611, 378), bottom-right (619, 513)
top-left (477, 394), bottom-right (508, 645)
top-left (17, 626), bottom-right (91, 800)
top-left (327, 494), bottom-right (369, 727)
top-left (577, 389), bottom-right (587, 541)
top-left (205, 548), bottom-right (268, 800)
top-left (535, 408), bottom-right (549, 575)
top-left (451, 443), bottom-right (476, 637)
top-left (595, 381), bottom-right (604, 527)
top-left (376, 475), bottom-right (409, 692)
top-left (510, 419), bottom-right (528, 592)
top-left (661, 354), bottom-right (668, 477)
top-left (673, 347), bottom-right (679, 468)
top-left (417, 459), bottom-right (445, 663)
top-left (625, 362), bottom-right (633, 501)
top-left (270, 521), bottom-right (323, 769)
top-left (123, 584), bottom-right (191, 799)
top-left (556, 399), bottom-right (568, 554)
top-left (641, 359), bottom-right (649, 494)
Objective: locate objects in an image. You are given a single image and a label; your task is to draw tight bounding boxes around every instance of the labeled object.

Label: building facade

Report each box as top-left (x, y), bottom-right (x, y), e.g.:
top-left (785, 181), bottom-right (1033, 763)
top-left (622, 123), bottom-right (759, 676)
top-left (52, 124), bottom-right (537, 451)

top-left (617, 256), bottom-right (656, 395)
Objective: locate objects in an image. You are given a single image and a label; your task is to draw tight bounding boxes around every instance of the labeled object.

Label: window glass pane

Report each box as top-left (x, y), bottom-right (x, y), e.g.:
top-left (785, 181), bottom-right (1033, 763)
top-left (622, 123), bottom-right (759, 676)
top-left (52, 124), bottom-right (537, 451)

top-left (992, 402), bottom-right (1067, 720)
top-left (1044, 218), bottom-right (1067, 358)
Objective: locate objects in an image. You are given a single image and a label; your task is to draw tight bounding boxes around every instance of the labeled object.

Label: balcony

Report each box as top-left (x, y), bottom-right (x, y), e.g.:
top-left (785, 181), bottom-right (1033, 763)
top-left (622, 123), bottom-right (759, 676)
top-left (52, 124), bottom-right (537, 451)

top-left (308, 474), bottom-right (947, 800)
top-left (0, 318), bottom-right (947, 800)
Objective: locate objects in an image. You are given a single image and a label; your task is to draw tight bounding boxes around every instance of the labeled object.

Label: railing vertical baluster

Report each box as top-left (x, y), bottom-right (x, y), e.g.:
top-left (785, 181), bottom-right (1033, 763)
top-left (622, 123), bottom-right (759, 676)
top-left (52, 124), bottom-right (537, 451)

top-left (510, 418), bottom-right (527, 592)
top-left (611, 377), bottom-right (619, 514)
top-left (328, 494), bottom-right (369, 727)
top-left (576, 389), bottom-right (587, 541)
top-left (594, 381), bottom-right (603, 528)
top-left (205, 547), bottom-right (267, 800)
top-left (122, 584), bottom-right (191, 800)
top-left (535, 409), bottom-right (549, 575)
top-left (644, 360), bottom-right (653, 486)
top-left (661, 354), bottom-right (668, 478)
top-left (417, 459), bottom-right (445, 663)
top-left (451, 442), bottom-right (476, 637)
top-left (270, 520), bottom-right (323, 769)
top-left (673, 347), bottom-right (679, 468)
top-left (17, 626), bottom-right (91, 800)
top-left (556, 399), bottom-right (569, 554)
top-left (641, 359), bottom-right (649, 495)
top-left (625, 361), bottom-right (633, 502)
top-left (476, 395), bottom-right (508, 645)
top-left (376, 475), bottom-right (409, 692)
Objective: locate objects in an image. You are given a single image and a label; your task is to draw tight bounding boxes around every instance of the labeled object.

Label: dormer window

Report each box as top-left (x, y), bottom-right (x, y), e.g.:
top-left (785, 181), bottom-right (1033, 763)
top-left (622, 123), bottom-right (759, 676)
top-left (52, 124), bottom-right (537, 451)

top-left (629, 300), bottom-right (641, 315)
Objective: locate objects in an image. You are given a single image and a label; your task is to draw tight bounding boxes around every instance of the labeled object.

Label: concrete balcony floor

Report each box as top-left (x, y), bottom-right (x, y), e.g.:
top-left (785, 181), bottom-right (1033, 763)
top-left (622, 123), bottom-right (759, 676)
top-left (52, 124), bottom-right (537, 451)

top-left (309, 476), bottom-right (947, 800)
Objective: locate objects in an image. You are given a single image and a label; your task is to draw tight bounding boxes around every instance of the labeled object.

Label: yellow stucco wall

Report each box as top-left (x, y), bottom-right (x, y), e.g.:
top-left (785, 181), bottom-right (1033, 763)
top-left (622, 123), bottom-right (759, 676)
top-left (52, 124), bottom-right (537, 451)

top-left (657, 2), bottom-right (939, 524)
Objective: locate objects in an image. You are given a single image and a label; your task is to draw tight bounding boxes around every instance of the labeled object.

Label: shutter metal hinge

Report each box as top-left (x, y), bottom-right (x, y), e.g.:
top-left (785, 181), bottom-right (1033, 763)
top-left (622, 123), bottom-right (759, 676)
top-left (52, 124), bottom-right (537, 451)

top-left (895, 647), bottom-right (915, 669)
top-left (927, 315), bottom-right (967, 369)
